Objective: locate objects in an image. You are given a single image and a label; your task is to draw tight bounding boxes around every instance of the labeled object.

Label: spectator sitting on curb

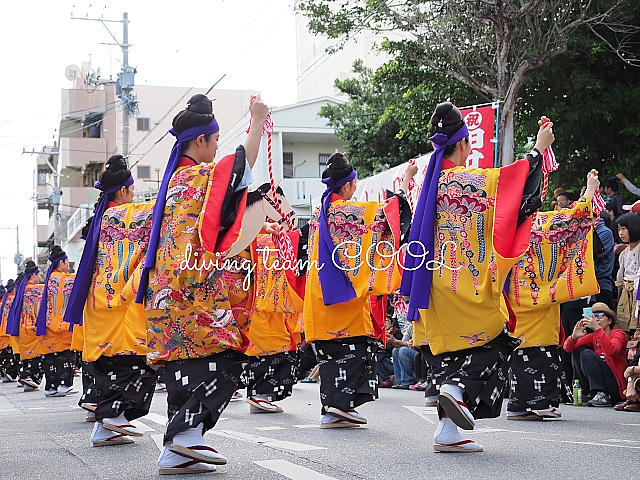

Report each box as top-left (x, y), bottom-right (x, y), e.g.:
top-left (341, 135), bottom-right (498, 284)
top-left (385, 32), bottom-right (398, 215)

top-left (390, 324), bottom-right (418, 389)
top-left (563, 302), bottom-right (628, 407)
top-left (615, 331), bottom-right (640, 412)
top-left (379, 316), bottom-right (402, 388)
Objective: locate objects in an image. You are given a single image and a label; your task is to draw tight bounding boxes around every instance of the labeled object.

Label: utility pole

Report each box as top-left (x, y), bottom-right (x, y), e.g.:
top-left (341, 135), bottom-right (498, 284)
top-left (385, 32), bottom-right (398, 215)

top-left (0, 226), bottom-right (23, 276)
top-left (24, 145), bottom-right (62, 247)
top-left (71, 11), bottom-right (136, 158)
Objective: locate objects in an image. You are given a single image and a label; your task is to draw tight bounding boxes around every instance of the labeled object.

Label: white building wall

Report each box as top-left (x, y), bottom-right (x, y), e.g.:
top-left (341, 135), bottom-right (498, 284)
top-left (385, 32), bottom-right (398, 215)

top-left (295, 15), bottom-right (399, 101)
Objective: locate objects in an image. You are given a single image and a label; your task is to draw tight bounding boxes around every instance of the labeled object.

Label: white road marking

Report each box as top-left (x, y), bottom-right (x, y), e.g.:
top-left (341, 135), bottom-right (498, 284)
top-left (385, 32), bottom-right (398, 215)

top-left (0, 397), bottom-right (20, 414)
top-left (151, 434), bottom-right (164, 451)
top-left (27, 407), bottom-right (46, 410)
top-left (402, 405), bottom-right (537, 434)
top-left (143, 412), bottom-right (168, 425)
top-left (520, 437), bottom-right (640, 449)
top-left (130, 419), bottom-right (155, 432)
top-left (607, 439), bottom-right (640, 444)
top-left (618, 423), bottom-right (640, 427)
top-left (211, 430), bottom-right (326, 451)
top-left (253, 459), bottom-right (337, 480)
top-left (255, 426), bottom-right (286, 431)
top-left (293, 424), bottom-right (320, 429)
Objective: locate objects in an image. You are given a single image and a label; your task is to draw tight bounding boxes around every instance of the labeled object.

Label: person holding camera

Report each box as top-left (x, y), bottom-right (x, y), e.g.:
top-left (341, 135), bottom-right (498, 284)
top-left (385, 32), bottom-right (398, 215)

top-left (563, 302), bottom-right (627, 407)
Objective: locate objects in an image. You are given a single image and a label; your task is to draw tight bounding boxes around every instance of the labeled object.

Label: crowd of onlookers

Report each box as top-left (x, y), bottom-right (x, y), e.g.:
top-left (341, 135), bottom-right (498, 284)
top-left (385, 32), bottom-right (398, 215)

top-left (295, 174), bottom-right (640, 413)
top-left (374, 173), bottom-right (640, 411)
top-left (553, 173), bottom-right (640, 410)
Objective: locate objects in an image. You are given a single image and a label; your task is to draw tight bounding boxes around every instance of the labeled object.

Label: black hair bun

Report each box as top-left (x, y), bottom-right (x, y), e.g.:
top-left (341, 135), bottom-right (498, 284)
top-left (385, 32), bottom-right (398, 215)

top-left (105, 154), bottom-right (128, 172)
top-left (24, 260), bottom-right (38, 276)
top-left (5, 279), bottom-right (15, 289)
top-left (186, 94), bottom-right (213, 115)
top-left (50, 245), bottom-right (66, 262)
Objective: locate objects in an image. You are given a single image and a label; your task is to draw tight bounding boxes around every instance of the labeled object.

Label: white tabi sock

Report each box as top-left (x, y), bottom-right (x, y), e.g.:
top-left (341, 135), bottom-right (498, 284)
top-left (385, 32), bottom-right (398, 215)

top-left (439, 383), bottom-right (476, 427)
top-left (171, 422), bottom-right (205, 447)
top-left (157, 444), bottom-right (216, 471)
top-left (102, 413), bottom-right (127, 426)
top-left (440, 383), bottom-right (464, 402)
top-left (433, 417), bottom-right (482, 450)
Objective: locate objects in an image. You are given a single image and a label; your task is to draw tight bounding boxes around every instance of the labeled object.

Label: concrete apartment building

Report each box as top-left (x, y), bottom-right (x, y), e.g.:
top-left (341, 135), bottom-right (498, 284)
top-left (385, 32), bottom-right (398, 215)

top-left (33, 62), bottom-right (258, 269)
top-left (34, 19), bottom-right (394, 267)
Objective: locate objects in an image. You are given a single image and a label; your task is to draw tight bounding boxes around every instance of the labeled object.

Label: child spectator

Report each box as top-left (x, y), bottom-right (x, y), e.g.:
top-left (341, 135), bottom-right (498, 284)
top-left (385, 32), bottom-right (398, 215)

top-left (616, 213), bottom-right (640, 333)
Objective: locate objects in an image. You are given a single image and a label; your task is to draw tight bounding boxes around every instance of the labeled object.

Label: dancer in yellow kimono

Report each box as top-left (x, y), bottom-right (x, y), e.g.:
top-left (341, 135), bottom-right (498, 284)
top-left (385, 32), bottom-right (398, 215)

top-left (505, 174), bottom-right (600, 420)
top-left (64, 154), bottom-right (156, 447)
top-left (243, 226), bottom-right (308, 413)
top-left (35, 245), bottom-right (79, 397)
top-left (0, 279), bottom-right (20, 382)
top-left (304, 153), bottom-right (416, 428)
top-left (400, 102), bottom-right (554, 452)
top-left (8, 261), bottom-right (44, 391)
top-left (140, 94), bottom-right (269, 474)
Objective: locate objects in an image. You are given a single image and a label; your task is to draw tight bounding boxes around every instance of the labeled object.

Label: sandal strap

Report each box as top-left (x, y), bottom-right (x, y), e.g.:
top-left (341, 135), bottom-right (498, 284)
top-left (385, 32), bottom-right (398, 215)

top-left (106, 433), bottom-right (129, 442)
top-left (446, 440), bottom-right (476, 446)
top-left (174, 459), bottom-right (199, 468)
top-left (187, 445), bottom-right (220, 453)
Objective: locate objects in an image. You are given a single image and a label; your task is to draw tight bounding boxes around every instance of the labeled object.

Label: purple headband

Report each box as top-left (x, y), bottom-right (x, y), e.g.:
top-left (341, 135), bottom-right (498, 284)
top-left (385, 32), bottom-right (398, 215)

top-left (8, 269), bottom-right (41, 336)
top-left (64, 174), bottom-right (134, 326)
top-left (36, 254), bottom-right (68, 336)
top-left (317, 168), bottom-right (358, 305)
top-left (0, 290), bottom-right (12, 335)
top-left (399, 123), bottom-right (470, 320)
top-left (136, 119), bottom-right (220, 304)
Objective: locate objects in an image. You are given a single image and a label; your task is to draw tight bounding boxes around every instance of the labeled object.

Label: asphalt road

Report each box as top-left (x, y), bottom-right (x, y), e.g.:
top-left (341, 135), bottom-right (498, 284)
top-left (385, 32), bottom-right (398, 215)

top-left (0, 377), bottom-right (638, 479)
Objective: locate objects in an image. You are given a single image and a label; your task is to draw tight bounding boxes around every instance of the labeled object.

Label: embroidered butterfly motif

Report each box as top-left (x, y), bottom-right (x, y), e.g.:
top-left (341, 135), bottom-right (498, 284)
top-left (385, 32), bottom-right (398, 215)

top-left (460, 332), bottom-right (489, 345)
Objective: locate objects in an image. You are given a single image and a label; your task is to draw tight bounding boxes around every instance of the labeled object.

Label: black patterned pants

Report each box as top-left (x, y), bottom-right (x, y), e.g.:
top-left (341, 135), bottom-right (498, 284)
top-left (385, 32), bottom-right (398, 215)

top-left (243, 350), bottom-right (299, 402)
top-left (93, 355), bottom-right (156, 421)
top-left (0, 347), bottom-right (20, 379)
top-left (164, 351), bottom-right (247, 445)
top-left (315, 336), bottom-right (378, 415)
top-left (42, 350), bottom-right (75, 391)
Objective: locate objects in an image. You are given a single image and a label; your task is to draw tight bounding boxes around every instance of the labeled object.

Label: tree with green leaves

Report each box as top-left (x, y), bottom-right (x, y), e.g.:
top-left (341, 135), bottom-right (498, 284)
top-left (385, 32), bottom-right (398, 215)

top-left (319, 57), bottom-right (477, 176)
top-left (298, 0), bottom-right (638, 166)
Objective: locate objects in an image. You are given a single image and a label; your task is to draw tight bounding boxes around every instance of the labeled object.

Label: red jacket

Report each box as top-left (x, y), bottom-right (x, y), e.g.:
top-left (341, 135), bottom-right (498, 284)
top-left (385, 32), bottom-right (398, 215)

top-left (563, 327), bottom-right (628, 398)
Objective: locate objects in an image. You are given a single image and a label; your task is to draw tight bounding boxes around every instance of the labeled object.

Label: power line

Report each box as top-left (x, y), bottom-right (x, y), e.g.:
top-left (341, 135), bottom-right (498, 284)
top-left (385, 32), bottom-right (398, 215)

top-left (0, 100), bottom-right (119, 124)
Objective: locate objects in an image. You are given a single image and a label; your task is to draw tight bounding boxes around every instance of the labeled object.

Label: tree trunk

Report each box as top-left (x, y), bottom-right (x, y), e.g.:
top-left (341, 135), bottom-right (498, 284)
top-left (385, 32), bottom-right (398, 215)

top-left (499, 94), bottom-right (517, 166)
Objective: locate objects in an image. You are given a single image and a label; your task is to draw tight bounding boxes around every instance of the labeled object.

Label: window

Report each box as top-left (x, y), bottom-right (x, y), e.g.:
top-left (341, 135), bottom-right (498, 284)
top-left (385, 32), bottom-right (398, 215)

top-left (83, 162), bottom-right (104, 187)
top-left (318, 153), bottom-right (331, 176)
top-left (283, 152), bottom-right (293, 178)
top-left (37, 168), bottom-right (48, 186)
top-left (137, 117), bottom-right (150, 131)
top-left (84, 113), bottom-right (103, 138)
top-left (137, 165), bottom-right (151, 179)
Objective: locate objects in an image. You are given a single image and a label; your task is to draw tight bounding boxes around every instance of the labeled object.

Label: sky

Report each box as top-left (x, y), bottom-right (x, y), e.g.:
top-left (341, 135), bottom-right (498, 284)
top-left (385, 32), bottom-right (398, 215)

top-left (0, 0), bottom-right (300, 283)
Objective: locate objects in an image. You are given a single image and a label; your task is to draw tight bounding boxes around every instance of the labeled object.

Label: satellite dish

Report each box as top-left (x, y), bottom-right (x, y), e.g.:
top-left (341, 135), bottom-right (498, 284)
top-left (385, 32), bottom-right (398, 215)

top-left (65, 65), bottom-right (80, 82)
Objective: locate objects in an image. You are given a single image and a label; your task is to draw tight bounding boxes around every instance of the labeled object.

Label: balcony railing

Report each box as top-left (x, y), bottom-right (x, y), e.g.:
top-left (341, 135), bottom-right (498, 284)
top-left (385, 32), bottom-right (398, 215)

top-left (280, 177), bottom-right (324, 208)
top-left (67, 204), bottom-right (92, 241)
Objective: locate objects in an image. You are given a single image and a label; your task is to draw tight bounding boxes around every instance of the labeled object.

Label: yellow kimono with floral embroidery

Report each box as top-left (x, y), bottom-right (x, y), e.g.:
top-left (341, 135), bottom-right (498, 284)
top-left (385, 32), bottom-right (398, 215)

top-left (83, 203), bottom-right (153, 362)
top-left (246, 234), bottom-right (304, 356)
top-left (40, 272), bottom-right (75, 354)
top-left (414, 162), bottom-right (534, 355)
top-left (510, 198), bottom-right (599, 348)
top-left (145, 159), bottom-right (253, 365)
top-left (304, 196), bottom-right (403, 342)
top-left (0, 292), bottom-right (16, 351)
top-left (18, 284), bottom-right (45, 360)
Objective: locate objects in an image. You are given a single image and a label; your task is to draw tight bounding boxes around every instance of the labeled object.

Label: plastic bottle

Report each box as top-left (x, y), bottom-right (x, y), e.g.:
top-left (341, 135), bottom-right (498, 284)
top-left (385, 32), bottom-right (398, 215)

top-left (572, 380), bottom-right (582, 406)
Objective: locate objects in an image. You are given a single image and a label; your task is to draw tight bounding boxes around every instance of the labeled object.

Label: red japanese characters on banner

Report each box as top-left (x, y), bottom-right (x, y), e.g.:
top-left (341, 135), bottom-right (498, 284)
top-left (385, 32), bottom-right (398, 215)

top-left (460, 105), bottom-right (497, 169)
